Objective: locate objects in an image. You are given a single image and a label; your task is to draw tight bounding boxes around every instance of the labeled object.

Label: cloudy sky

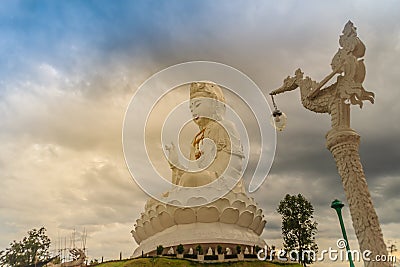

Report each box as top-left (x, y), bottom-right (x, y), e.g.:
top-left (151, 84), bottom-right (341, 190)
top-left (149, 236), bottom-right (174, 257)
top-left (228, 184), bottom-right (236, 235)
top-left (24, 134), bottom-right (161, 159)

top-left (0, 1), bottom-right (399, 266)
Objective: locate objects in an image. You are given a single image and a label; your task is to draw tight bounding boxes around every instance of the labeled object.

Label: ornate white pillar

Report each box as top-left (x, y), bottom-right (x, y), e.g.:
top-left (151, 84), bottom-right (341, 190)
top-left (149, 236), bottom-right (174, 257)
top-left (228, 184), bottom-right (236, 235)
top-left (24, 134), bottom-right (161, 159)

top-left (327, 128), bottom-right (389, 267)
top-left (270, 21), bottom-right (390, 266)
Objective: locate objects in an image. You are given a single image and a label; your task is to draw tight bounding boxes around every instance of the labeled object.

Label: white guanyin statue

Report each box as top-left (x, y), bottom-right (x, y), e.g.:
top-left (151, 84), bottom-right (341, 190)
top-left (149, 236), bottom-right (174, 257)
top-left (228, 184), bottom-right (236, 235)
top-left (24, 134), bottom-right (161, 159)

top-left (165, 81), bottom-right (244, 192)
top-left (130, 82), bottom-right (267, 257)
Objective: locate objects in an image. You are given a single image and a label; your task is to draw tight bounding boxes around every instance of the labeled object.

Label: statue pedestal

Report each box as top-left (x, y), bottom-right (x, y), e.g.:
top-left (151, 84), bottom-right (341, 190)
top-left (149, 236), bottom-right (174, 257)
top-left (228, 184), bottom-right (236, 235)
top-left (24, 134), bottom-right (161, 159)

top-left (131, 191), bottom-right (266, 258)
top-left (132, 222), bottom-right (265, 257)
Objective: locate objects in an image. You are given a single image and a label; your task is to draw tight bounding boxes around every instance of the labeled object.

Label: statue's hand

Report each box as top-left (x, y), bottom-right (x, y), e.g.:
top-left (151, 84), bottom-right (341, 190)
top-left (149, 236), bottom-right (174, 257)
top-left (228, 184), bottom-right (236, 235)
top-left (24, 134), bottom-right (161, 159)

top-left (165, 142), bottom-right (180, 168)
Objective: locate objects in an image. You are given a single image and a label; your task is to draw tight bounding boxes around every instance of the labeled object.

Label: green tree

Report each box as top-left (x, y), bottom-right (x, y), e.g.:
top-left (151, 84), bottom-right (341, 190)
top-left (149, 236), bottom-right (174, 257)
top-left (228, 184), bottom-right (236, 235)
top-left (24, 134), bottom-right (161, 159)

top-left (217, 245), bottom-right (223, 254)
top-left (176, 244), bottom-right (184, 254)
top-left (236, 245), bottom-right (242, 254)
top-left (156, 245), bottom-right (164, 255)
top-left (277, 194), bottom-right (318, 267)
top-left (0, 227), bottom-right (51, 267)
top-left (195, 245), bottom-right (203, 255)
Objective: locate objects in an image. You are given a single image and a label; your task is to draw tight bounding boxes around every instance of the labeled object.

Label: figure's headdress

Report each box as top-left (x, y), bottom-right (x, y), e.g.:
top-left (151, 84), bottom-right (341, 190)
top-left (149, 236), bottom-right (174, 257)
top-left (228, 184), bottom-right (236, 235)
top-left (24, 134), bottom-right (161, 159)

top-left (190, 81), bottom-right (225, 103)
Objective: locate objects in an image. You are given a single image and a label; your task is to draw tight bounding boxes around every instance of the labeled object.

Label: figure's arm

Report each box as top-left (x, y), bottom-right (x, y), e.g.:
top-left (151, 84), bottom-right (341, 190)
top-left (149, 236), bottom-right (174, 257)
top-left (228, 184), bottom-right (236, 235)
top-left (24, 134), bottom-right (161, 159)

top-left (165, 142), bottom-right (186, 185)
top-left (309, 63), bottom-right (344, 99)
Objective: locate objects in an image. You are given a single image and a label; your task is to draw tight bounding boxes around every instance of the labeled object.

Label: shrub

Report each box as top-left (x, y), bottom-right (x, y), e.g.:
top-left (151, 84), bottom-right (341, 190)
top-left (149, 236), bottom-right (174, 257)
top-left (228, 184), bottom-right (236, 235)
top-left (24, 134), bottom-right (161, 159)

top-left (156, 245), bottom-right (164, 255)
top-left (217, 245), bottom-right (223, 254)
top-left (236, 245), bottom-right (242, 254)
top-left (195, 245), bottom-right (203, 255)
top-left (176, 244), bottom-right (184, 254)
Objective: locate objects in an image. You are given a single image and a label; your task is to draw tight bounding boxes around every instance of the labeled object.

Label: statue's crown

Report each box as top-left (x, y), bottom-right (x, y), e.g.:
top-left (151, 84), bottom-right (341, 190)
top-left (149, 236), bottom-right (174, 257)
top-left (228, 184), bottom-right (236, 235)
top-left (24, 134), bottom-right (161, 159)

top-left (190, 81), bottom-right (225, 103)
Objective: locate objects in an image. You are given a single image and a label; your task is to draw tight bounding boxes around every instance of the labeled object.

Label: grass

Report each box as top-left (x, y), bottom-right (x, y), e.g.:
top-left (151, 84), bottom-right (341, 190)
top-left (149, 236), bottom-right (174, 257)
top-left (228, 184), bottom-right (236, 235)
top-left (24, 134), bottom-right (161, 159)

top-left (95, 257), bottom-right (302, 267)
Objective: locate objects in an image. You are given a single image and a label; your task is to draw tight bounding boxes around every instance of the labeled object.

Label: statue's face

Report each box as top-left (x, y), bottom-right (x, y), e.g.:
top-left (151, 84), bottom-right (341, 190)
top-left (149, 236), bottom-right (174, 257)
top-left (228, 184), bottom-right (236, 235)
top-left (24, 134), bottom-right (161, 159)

top-left (331, 50), bottom-right (344, 72)
top-left (190, 97), bottom-right (215, 127)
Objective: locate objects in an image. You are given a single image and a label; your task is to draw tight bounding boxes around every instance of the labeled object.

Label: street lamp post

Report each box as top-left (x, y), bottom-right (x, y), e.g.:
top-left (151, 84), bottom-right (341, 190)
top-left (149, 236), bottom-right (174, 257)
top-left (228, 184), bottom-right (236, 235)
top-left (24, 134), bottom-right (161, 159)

top-left (331, 199), bottom-right (355, 267)
top-left (269, 21), bottom-right (389, 267)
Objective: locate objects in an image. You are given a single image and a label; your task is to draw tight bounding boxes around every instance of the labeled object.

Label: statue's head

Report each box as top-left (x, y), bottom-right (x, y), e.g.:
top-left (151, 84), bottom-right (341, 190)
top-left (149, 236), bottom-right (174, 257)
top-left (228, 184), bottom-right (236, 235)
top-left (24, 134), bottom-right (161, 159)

top-left (189, 81), bottom-right (226, 127)
top-left (295, 68), bottom-right (304, 79)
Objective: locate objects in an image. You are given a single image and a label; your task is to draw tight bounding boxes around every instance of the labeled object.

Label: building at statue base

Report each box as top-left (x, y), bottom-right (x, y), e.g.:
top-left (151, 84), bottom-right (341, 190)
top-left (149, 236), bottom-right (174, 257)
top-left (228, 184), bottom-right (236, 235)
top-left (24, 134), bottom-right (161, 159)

top-left (131, 189), bottom-right (266, 257)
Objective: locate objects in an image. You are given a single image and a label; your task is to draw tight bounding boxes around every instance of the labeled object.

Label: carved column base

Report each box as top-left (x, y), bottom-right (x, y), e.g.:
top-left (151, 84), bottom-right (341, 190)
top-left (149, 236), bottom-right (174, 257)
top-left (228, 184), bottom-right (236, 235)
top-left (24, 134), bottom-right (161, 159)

top-left (326, 128), bottom-right (389, 267)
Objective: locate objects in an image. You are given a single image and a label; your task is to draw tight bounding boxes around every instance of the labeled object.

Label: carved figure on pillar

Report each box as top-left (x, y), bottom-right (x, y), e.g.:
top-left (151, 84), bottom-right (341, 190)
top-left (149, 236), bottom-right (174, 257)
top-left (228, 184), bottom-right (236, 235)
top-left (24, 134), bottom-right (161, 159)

top-left (270, 21), bottom-right (388, 267)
